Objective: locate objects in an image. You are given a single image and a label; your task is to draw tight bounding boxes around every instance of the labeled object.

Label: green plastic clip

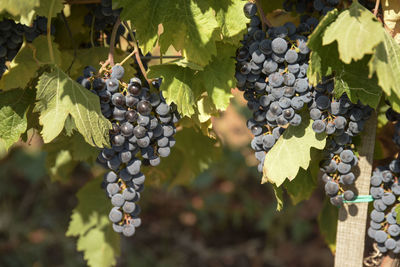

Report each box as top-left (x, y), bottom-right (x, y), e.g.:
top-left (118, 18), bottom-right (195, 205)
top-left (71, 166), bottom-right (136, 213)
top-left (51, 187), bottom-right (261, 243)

top-left (342, 195), bottom-right (374, 204)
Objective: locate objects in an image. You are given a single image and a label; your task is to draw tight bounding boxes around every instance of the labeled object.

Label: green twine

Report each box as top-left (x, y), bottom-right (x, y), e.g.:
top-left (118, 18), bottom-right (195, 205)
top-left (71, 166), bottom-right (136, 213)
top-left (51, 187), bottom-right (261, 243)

top-left (342, 195), bottom-right (374, 204)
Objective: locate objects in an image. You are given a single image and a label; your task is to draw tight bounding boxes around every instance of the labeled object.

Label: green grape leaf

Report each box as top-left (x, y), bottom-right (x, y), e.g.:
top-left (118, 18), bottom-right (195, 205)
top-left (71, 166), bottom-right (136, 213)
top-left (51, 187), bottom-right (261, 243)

top-left (195, 43), bottom-right (235, 111)
top-left (283, 167), bottom-right (317, 205)
top-left (369, 31), bottom-right (400, 104)
top-left (148, 64), bottom-right (198, 117)
top-left (0, 0), bottom-right (39, 24)
top-left (322, 2), bottom-right (384, 64)
top-left (46, 149), bottom-right (76, 182)
top-left (43, 132), bottom-right (99, 182)
top-left (53, 5), bottom-right (91, 50)
top-left (0, 88), bottom-right (35, 150)
top-left (115, 0), bottom-right (219, 67)
top-left (333, 56), bottom-right (382, 108)
top-left (262, 116), bottom-right (326, 187)
top-left (143, 127), bottom-right (220, 186)
top-left (148, 43), bottom-right (235, 118)
top-left (0, 44), bottom-right (38, 90)
top-left (307, 9), bottom-right (382, 108)
top-left (0, 36), bottom-right (62, 91)
top-left (395, 205), bottom-right (400, 224)
top-left (307, 9), bottom-right (340, 85)
top-left (209, 0), bottom-right (248, 44)
top-left (318, 198), bottom-right (338, 253)
top-left (35, 66), bottom-right (111, 147)
top-left (272, 185), bottom-right (284, 211)
top-left (67, 178), bottom-right (121, 267)
top-left (34, 0), bottom-right (64, 18)
top-left (196, 96), bottom-right (218, 123)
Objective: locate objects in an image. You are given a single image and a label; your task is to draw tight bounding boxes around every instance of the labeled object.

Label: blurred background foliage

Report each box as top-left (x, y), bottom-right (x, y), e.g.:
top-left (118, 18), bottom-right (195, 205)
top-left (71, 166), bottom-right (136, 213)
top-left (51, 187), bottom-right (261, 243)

top-left (0, 91), bottom-right (334, 267)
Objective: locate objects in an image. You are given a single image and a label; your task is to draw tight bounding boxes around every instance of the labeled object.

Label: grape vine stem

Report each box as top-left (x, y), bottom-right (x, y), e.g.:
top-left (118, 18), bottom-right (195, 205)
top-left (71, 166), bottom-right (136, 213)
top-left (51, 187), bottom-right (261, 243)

top-left (60, 10), bottom-right (76, 74)
top-left (373, 0), bottom-right (380, 17)
top-left (255, 0), bottom-right (272, 30)
top-left (47, 0), bottom-right (56, 64)
top-left (122, 21), bottom-right (152, 85)
top-left (108, 17), bottom-right (121, 67)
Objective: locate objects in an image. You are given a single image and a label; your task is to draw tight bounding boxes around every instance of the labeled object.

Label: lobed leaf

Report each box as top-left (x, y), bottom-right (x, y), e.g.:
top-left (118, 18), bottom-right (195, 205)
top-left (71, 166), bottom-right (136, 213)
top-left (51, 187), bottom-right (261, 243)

top-left (323, 1), bottom-right (384, 64)
top-left (0, 0), bottom-right (39, 25)
top-left (34, 0), bottom-right (64, 18)
top-left (209, 0), bottom-right (248, 44)
top-left (115, 0), bottom-right (219, 67)
top-left (43, 132), bottom-right (99, 182)
top-left (0, 88), bottom-right (35, 150)
top-left (0, 36), bottom-right (62, 91)
top-left (318, 198), bottom-right (338, 253)
top-left (369, 31), bottom-right (400, 108)
top-left (283, 167), bottom-right (317, 205)
top-left (67, 178), bottom-right (120, 267)
top-left (148, 64), bottom-right (198, 117)
top-left (142, 127), bottom-right (220, 186)
top-left (262, 116), bottom-right (326, 187)
top-left (35, 66), bottom-right (111, 147)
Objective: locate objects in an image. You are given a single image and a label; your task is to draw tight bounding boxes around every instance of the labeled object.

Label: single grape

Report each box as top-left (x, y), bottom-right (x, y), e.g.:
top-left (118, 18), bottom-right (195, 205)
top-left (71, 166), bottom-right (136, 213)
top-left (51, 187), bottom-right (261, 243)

top-left (343, 190), bottom-right (355, 201)
top-left (371, 210), bottom-right (385, 223)
top-left (109, 207), bottom-right (123, 223)
top-left (122, 224), bottom-right (136, 237)
top-left (325, 181), bottom-right (339, 196)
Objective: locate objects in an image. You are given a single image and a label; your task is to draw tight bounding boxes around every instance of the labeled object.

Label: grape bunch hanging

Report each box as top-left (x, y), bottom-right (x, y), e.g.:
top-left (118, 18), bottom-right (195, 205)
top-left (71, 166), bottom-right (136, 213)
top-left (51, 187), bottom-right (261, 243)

top-left (0, 16), bottom-right (54, 77)
top-left (235, 1), bottom-right (375, 206)
top-left (83, 0), bottom-right (126, 46)
top-left (367, 108), bottom-right (400, 253)
top-left (78, 64), bottom-right (180, 237)
top-left (309, 78), bottom-right (372, 205)
top-left (236, 2), bottom-right (315, 173)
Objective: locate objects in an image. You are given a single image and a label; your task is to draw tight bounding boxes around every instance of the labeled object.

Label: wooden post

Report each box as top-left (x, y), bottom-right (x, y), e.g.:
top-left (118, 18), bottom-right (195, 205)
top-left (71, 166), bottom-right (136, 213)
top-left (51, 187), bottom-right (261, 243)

top-left (334, 112), bottom-right (377, 267)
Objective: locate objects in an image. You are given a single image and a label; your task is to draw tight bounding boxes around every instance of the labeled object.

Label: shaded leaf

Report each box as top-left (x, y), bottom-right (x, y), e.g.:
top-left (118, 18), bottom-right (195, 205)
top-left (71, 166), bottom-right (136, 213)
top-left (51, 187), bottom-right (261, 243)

top-left (195, 43), bottom-right (235, 111)
top-left (0, 88), bottom-right (35, 150)
top-left (307, 9), bottom-right (340, 85)
top-left (318, 198), bottom-right (338, 253)
top-left (333, 56), bottom-right (382, 108)
top-left (284, 167), bottom-right (317, 205)
top-left (0, 36), bottom-right (62, 90)
top-left (67, 178), bottom-right (120, 267)
top-left (43, 132), bottom-right (99, 182)
top-left (115, 0), bottom-right (219, 67)
top-left (34, 0), bottom-right (64, 18)
top-left (143, 127), bottom-right (220, 186)
top-left (369, 31), bottom-right (400, 106)
top-left (62, 47), bottom-right (136, 80)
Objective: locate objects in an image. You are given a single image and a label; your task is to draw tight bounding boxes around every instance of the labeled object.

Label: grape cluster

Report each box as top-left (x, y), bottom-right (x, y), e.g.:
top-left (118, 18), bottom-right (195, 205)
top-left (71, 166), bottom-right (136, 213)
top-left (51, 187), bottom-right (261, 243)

top-left (367, 108), bottom-right (400, 253)
top-left (83, 0), bottom-right (125, 46)
top-left (0, 16), bottom-right (53, 77)
top-left (310, 78), bottom-right (372, 205)
top-left (236, 3), bottom-right (316, 173)
top-left (386, 107), bottom-right (400, 146)
top-left (78, 65), bottom-right (180, 236)
top-left (367, 160), bottom-right (400, 253)
top-left (283, 0), bottom-right (340, 15)
top-left (0, 19), bottom-right (25, 77)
